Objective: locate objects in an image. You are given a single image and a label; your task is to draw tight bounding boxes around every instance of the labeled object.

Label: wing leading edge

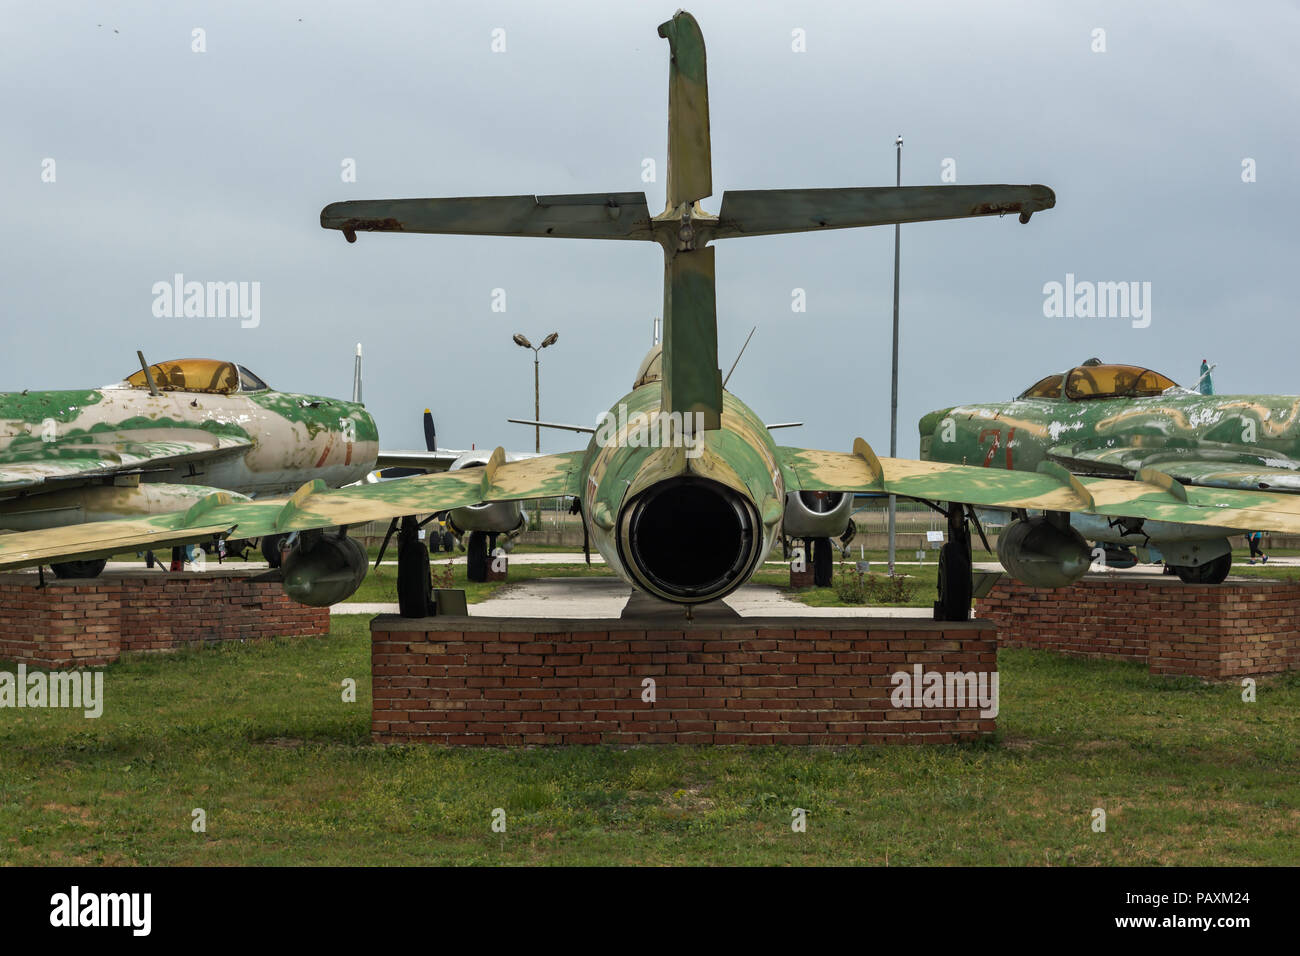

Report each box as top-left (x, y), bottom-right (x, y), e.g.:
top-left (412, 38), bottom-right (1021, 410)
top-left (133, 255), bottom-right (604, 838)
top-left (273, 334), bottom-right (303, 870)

top-left (779, 440), bottom-right (1300, 536)
top-left (0, 450), bottom-right (586, 570)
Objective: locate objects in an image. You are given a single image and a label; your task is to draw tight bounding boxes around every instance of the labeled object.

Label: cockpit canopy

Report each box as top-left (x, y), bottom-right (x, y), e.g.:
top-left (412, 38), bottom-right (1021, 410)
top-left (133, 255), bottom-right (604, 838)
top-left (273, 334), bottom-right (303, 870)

top-left (1019, 362), bottom-right (1179, 401)
top-left (124, 359), bottom-right (269, 395)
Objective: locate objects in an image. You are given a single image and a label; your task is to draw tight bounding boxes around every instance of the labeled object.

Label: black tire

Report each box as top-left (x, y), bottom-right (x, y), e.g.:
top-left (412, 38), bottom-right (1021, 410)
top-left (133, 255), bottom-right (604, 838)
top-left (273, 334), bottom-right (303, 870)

top-left (50, 558), bottom-right (108, 579)
top-left (812, 537), bottom-right (832, 587)
top-left (261, 534), bottom-right (286, 569)
top-left (466, 531), bottom-right (488, 583)
top-left (1173, 552), bottom-right (1232, 584)
top-left (397, 531), bottom-right (431, 618)
top-left (935, 540), bottom-right (973, 621)
top-left (442, 531), bottom-right (455, 553)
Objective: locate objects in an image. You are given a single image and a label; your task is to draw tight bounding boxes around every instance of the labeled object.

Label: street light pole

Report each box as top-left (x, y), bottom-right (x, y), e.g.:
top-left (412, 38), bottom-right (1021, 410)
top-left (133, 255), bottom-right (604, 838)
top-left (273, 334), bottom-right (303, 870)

top-left (512, 332), bottom-right (559, 525)
top-left (888, 135), bottom-right (902, 575)
top-left (533, 351), bottom-right (540, 454)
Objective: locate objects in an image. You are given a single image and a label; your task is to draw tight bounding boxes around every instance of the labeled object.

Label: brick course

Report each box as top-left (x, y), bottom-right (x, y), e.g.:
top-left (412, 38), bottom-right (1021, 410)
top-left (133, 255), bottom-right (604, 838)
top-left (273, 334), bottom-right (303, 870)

top-left (370, 616), bottom-right (997, 745)
top-left (0, 570), bottom-right (329, 668)
top-left (975, 576), bottom-right (1300, 678)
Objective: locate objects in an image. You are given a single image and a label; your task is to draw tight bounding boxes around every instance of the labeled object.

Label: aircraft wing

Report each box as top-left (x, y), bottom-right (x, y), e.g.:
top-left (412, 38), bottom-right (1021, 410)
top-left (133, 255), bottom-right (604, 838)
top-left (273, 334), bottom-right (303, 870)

top-left (0, 434), bottom-right (252, 496)
top-left (374, 449), bottom-right (465, 474)
top-left (779, 441), bottom-right (1300, 535)
top-left (1046, 443), bottom-right (1300, 493)
top-left (0, 449), bottom-right (585, 569)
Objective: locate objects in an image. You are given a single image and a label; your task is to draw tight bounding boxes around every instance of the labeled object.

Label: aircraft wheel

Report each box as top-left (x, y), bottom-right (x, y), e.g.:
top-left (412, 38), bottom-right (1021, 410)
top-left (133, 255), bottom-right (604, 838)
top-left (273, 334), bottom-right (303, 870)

top-left (261, 534), bottom-right (286, 569)
top-left (50, 558), bottom-right (108, 579)
top-left (1172, 552), bottom-right (1232, 584)
top-left (466, 531), bottom-right (488, 582)
top-left (397, 520), bottom-right (431, 618)
top-left (441, 531), bottom-right (456, 553)
top-left (935, 539), bottom-right (973, 621)
top-left (812, 537), bottom-right (832, 587)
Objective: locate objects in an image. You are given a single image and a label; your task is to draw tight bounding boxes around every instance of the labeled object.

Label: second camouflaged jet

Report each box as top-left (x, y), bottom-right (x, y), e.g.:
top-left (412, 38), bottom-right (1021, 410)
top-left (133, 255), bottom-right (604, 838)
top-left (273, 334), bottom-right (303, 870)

top-left (0, 355), bottom-right (377, 576)
top-left (919, 358), bottom-right (1300, 583)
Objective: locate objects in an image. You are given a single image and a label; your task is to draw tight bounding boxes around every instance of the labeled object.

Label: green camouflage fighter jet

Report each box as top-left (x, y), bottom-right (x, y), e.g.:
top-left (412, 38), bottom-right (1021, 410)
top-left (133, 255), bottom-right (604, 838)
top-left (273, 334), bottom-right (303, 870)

top-left (4, 11), bottom-right (1300, 621)
top-left (0, 356), bottom-right (377, 576)
top-left (919, 358), bottom-right (1300, 585)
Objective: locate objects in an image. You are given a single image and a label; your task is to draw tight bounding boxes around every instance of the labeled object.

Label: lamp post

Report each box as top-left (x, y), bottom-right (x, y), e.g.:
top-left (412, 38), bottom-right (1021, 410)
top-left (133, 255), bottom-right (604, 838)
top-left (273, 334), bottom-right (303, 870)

top-left (888, 134), bottom-right (902, 575)
top-left (513, 332), bottom-right (559, 526)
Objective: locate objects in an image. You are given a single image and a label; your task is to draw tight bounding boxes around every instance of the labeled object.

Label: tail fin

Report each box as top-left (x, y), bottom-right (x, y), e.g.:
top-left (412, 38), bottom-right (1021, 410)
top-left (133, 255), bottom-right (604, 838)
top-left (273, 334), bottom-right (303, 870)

top-left (318, 9), bottom-right (1056, 436)
top-left (423, 410), bottom-right (437, 451)
top-left (658, 11), bottom-right (712, 211)
top-left (657, 11), bottom-right (723, 429)
top-left (662, 246), bottom-right (722, 430)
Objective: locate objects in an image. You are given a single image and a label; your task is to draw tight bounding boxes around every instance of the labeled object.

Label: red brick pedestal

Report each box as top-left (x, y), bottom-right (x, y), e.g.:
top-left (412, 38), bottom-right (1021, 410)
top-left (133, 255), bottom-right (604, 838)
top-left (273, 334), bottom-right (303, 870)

top-left (0, 570), bottom-right (330, 668)
top-left (975, 575), bottom-right (1300, 678)
top-left (370, 615), bottom-right (997, 745)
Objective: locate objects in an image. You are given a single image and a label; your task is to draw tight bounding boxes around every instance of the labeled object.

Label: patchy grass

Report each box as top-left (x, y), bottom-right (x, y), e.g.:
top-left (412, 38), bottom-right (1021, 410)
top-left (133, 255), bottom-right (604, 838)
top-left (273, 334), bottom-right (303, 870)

top-left (345, 561), bottom-right (615, 605)
top-left (0, 621), bottom-right (1296, 865)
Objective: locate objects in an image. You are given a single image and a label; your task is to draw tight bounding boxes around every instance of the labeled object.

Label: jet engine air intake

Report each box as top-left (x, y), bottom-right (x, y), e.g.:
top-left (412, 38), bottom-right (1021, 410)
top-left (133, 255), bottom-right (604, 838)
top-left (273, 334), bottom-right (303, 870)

top-left (781, 489), bottom-right (853, 539)
top-left (619, 476), bottom-right (761, 603)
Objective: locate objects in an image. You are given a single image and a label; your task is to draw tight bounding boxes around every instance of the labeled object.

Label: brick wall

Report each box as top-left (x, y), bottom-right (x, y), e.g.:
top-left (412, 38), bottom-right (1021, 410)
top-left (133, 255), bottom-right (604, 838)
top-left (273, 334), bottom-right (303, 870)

top-left (371, 617), bottom-right (998, 745)
top-left (975, 576), bottom-right (1300, 678)
top-left (0, 570), bottom-right (329, 668)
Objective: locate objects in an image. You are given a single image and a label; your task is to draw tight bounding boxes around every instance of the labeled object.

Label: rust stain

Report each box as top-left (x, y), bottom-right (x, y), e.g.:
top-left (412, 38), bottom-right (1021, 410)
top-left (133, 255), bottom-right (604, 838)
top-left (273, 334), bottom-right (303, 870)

top-left (341, 217), bottom-right (404, 233)
top-left (970, 201), bottom-right (1023, 216)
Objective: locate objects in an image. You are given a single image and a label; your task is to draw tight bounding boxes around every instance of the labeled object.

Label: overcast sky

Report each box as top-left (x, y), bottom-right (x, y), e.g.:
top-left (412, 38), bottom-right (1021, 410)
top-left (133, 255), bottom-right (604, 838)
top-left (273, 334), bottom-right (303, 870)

top-left (3, 0), bottom-right (1297, 457)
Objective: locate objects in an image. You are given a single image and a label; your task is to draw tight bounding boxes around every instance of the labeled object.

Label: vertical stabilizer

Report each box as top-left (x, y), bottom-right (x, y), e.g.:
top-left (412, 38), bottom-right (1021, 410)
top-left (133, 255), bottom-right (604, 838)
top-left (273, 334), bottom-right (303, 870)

top-left (657, 11), bottom-right (722, 430)
top-left (657, 11), bottom-right (712, 210)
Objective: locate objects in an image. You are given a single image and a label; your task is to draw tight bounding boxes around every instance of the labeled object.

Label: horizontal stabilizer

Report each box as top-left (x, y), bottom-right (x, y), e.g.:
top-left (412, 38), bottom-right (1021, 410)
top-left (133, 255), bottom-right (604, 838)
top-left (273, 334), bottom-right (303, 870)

top-left (713, 184), bottom-right (1056, 239)
top-left (322, 193), bottom-right (654, 242)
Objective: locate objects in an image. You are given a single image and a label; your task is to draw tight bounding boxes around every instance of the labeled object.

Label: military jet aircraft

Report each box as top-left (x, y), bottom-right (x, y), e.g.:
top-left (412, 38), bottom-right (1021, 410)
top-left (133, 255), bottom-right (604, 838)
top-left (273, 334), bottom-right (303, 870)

top-left (0, 354), bottom-right (377, 576)
top-left (919, 358), bottom-right (1300, 583)
top-left (5, 11), bottom-right (1300, 622)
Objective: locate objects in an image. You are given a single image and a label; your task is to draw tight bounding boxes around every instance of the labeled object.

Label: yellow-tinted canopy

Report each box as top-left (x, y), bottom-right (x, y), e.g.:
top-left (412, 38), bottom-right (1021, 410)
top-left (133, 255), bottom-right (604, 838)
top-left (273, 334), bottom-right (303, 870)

top-left (1020, 364), bottom-right (1178, 401)
top-left (125, 359), bottom-right (242, 394)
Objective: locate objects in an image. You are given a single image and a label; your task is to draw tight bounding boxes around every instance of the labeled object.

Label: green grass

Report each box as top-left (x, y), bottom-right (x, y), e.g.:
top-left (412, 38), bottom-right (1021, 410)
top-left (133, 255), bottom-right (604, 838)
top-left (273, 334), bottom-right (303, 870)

top-left (1, 622), bottom-right (1296, 865)
top-left (344, 561), bottom-right (616, 605)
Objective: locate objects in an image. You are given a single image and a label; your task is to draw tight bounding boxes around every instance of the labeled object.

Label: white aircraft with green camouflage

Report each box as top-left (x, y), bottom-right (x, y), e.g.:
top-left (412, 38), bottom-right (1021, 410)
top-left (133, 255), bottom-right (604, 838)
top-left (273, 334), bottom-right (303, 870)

top-left (5, 11), bottom-right (1300, 620)
top-left (0, 355), bottom-right (377, 576)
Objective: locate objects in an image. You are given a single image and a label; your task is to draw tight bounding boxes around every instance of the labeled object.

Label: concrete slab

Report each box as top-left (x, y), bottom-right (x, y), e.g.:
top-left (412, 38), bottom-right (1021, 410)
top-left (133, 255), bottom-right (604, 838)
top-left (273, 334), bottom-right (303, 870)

top-left (332, 577), bottom-right (933, 619)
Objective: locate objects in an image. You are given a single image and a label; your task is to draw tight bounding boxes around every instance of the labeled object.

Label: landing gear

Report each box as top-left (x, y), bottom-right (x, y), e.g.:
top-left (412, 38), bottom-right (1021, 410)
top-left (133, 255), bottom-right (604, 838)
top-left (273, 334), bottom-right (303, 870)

top-left (396, 515), bottom-right (431, 617)
top-left (261, 534), bottom-right (287, 569)
top-left (466, 531), bottom-right (489, 582)
top-left (934, 504), bottom-right (973, 621)
top-left (49, 557), bottom-right (107, 579)
top-left (1171, 551), bottom-right (1232, 584)
top-left (811, 537), bottom-right (832, 587)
